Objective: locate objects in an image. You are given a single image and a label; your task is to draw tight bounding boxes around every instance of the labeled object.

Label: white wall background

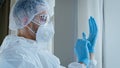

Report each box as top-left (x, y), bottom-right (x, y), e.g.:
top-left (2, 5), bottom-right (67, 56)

top-left (104, 0), bottom-right (120, 68)
top-left (54, 0), bottom-right (78, 67)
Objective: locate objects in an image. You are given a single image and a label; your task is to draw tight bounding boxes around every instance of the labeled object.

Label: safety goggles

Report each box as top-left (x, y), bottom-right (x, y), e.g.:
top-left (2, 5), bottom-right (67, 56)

top-left (32, 13), bottom-right (49, 26)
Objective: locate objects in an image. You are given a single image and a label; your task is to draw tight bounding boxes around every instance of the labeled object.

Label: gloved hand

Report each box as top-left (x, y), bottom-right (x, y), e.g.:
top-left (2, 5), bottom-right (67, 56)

top-left (74, 33), bottom-right (91, 66)
top-left (87, 16), bottom-right (98, 53)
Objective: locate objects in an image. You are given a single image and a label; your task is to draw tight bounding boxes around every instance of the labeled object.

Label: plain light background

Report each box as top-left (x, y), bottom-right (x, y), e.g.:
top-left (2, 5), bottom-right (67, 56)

top-left (103, 0), bottom-right (120, 68)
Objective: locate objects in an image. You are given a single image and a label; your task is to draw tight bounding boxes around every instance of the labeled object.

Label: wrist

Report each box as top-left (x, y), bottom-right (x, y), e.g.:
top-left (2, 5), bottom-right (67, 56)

top-left (90, 53), bottom-right (95, 60)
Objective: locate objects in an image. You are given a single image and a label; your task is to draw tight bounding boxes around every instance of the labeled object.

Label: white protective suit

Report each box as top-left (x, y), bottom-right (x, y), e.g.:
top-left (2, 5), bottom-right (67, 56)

top-left (0, 35), bottom-right (97, 68)
top-left (0, 35), bottom-right (61, 68)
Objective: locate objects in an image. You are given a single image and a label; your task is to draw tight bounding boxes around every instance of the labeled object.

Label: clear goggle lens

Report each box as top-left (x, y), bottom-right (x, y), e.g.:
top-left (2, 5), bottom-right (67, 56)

top-left (32, 14), bottom-right (49, 26)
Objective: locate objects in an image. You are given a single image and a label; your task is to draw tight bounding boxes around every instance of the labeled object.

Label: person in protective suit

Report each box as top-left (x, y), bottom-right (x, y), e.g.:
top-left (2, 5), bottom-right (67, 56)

top-left (0, 0), bottom-right (98, 68)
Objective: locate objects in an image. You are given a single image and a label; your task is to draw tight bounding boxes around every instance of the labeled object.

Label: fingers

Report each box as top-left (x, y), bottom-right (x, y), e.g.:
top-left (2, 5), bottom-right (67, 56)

top-left (82, 32), bottom-right (87, 40)
top-left (89, 17), bottom-right (93, 35)
top-left (93, 18), bottom-right (98, 34)
top-left (91, 17), bottom-right (98, 40)
top-left (88, 16), bottom-right (98, 43)
top-left (88, 17), bottom-right (94, 41)
top-left (90, 17), bottom-right (95, 41)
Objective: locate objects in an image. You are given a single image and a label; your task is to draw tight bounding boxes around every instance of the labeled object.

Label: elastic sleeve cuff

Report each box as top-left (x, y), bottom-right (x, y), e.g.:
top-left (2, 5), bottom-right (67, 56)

top-left (90, 59), bottom-right (97, 66)
top-left (68, 62), bottom-right (82, 68)
top-left (78, 58), bottom-right (90, 66)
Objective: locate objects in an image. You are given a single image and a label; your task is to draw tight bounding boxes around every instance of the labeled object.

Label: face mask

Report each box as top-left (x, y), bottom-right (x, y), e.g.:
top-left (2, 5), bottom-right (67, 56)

top-left (27, 22), bottom-right (55, 43)
top-left (36, 23), bottom-right (55, 43)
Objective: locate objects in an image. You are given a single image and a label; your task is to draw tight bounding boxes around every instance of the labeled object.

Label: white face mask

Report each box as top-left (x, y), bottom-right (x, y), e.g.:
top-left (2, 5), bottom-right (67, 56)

top-left (27, 23), bottom-right (54, 43)
top-left (36, 23), bottom-right (54, 43)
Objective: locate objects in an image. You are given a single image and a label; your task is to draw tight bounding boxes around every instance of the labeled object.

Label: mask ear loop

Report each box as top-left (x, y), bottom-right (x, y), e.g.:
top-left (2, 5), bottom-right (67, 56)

top-left (26, 26), bottom-right (36, 34)
top-left (32, 20), bottom-right (41, 26)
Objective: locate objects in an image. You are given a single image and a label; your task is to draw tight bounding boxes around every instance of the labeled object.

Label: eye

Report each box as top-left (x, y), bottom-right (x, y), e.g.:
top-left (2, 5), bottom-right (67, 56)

top-left (40, 15), bottom-right (47, 21)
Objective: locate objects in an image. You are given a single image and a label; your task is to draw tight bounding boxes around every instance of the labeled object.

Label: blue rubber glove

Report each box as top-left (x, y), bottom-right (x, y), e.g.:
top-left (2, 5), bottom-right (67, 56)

top-left (87, 16), bottom-right (98, 53)
top-left (74, 33), bottom-right (90, 66)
